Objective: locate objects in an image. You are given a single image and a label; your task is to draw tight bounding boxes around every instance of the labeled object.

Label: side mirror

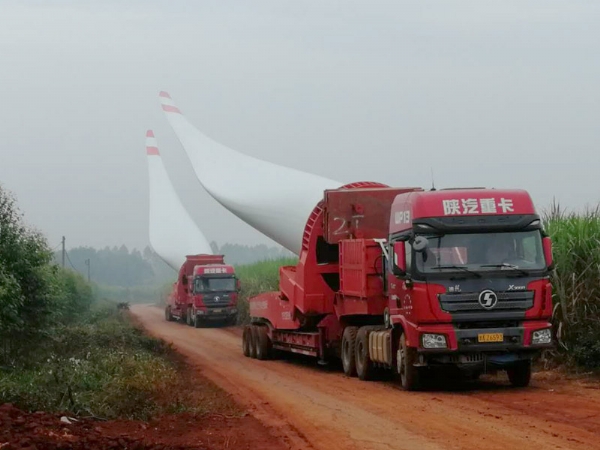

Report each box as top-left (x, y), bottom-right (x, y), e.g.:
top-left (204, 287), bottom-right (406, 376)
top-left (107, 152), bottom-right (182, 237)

top-left (543, 237), bottom-right (553, 269)
top-left (392, 241), bottom-right (406, 276)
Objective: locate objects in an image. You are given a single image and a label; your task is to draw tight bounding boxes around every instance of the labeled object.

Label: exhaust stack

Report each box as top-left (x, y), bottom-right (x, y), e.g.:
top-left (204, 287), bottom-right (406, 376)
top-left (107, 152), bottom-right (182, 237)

top-left (146, 130), bottom-right (213, 270)
top-left (159, 92), bottom-right (342, 255)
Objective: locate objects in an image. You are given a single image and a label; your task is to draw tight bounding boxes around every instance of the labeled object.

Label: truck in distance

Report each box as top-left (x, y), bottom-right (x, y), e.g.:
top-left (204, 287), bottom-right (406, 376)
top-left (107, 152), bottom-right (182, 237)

top-left (165, 254), bottom-right (239, 327)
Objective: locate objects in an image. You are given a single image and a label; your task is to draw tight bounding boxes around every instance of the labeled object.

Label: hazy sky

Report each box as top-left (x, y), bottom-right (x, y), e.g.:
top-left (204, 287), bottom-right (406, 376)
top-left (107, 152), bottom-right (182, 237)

top-left (1, 0), bottom-right (599, 251)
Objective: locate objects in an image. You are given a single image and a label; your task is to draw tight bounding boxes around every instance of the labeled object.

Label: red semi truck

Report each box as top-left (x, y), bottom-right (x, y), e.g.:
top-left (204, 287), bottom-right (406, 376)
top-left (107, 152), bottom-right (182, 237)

top-left (165, 254), bottom-right (239, 327)
top-left (242, 183), bottom-right (554, 389)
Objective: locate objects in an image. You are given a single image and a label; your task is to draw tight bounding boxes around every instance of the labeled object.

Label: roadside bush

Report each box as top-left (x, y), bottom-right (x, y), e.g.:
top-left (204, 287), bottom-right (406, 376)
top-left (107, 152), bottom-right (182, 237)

top-left (235, 258), bottom-right (297, 324)
top-left (1, 186), bottom-right (71, 363)
top-left (0, 304), bottom-right (188, 419)
top-left (545, 205), bottom-right (600, 369)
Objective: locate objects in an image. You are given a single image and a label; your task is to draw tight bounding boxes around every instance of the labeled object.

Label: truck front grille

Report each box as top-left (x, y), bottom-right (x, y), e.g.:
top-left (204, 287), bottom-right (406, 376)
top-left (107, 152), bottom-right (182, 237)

top-left (204, 296), bottom-right (232, 308)
top-left (439, 291), bottom-right (534, 313)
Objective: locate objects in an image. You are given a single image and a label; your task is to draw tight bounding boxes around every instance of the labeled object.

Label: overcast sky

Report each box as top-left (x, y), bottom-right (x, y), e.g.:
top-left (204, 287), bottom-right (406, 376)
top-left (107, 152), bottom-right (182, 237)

top-left (1, 0), bottom-right (599, 251)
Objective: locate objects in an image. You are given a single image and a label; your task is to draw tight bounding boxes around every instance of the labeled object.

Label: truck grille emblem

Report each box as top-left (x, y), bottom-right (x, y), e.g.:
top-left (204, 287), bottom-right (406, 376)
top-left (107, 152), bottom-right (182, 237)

top-left (478, 290), bottom-right (498, 309)
top-left (214, 296), bottom-right (220, 302)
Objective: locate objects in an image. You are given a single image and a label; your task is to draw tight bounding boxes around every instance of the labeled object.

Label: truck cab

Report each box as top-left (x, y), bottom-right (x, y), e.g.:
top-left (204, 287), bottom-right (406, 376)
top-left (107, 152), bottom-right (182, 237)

top-left (387, 189), bottom-right (553, 388)
top-left (190, 264), bottom-right (239, 325)
top-left (164, 254), bottom-right (239, 327)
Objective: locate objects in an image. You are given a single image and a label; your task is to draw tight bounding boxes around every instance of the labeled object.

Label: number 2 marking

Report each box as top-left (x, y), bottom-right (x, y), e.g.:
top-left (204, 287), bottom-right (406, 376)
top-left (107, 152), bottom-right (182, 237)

top-left (332, 217), bottom-right (347, 235)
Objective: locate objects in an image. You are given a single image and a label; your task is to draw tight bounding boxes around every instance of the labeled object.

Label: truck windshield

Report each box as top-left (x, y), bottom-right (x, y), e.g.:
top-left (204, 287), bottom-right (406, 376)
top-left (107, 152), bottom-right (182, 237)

top-left (194, 277), bottom-right (236, 293)
top-left (415, 230), bottom-right (545, 274)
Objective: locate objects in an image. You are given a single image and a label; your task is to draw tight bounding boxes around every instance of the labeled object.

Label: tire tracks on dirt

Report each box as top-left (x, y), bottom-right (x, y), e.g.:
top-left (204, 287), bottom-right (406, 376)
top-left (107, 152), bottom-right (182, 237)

top-left (132, 305), bottom-right (600, 450)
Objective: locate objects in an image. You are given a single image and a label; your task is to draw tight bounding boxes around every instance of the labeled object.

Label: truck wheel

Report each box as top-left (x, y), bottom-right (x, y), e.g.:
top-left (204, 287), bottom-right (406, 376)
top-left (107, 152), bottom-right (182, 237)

top-left (242, 326), bottom-right (251, 357)
top-left (355, 327), bottom-right (374, 381)
top-left (249, 326), bottom-right (258, 358)
top-left (397, 332), bottom-right (420, 391)
top-left (342, 326), bottom-right (358, 377)
top-left (193, 311), bottom-right (201, 328)
top-left (507, 360), bottom-right (531, 387)
top-left (165, 306), bottom-right (172, 322)
top-left (255, 326), bottom-right (271, 360)
top-left (186, 308), bottom-right (192, 326)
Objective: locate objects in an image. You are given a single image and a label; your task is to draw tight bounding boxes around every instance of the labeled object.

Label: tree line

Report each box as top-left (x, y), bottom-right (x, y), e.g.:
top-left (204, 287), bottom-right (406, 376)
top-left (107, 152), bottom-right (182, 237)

top-left (54, 241), bottom-right (293, 288)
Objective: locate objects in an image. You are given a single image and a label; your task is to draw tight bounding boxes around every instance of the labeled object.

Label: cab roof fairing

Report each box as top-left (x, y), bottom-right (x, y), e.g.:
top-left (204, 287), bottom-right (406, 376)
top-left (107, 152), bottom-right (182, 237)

top-left (389, 189), bottom-right (537, 235)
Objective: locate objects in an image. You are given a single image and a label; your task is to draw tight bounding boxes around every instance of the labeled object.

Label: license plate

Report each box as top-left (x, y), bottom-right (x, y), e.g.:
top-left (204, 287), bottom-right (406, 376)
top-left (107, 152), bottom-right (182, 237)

top-left (478, 333), bottom-right (504, 343)
top-left (212, 309), bottom-right (222, 314)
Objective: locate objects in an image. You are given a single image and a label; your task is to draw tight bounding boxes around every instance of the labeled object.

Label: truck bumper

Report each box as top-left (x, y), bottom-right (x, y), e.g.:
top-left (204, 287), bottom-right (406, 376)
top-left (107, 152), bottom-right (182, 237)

top-left (196, 307), bottom-right (238, 320)
top-left (410, 321), bottom-right (553, 369)
top-left (419, 348), bottom-right (549, 370)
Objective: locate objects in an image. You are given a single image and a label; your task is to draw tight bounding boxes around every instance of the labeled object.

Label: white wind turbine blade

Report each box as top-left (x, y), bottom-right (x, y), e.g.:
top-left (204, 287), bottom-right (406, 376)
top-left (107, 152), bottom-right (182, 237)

top-left (146, 130), bottom-right (213, 270)
top-left (158, 91), bottom-right (342, 255)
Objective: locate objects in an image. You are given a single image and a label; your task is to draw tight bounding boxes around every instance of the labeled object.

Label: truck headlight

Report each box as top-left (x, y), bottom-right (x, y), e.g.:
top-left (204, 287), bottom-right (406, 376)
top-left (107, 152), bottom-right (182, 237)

top-left (531, 328), bottom-right (552, 345)
top-left (422, 333), bottom-right (447, 349)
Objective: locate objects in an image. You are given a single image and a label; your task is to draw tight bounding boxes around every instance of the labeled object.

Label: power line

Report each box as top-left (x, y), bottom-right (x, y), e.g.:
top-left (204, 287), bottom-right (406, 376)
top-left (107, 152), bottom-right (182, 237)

top-left (64, 250), bottom-right (77, 271)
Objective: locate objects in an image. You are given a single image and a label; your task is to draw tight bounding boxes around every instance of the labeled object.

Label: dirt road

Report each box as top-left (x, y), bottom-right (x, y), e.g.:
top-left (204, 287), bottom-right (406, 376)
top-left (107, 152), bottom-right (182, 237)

top-left (132, 305), bottom-right (600, 450)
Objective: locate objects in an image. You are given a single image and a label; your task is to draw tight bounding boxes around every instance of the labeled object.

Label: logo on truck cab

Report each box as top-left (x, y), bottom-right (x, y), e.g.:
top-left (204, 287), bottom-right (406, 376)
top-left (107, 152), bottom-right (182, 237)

top-left (478, 290), bottom-right (499, 309)
top-left (442, 198), bottom-right (514, 216)
top-left (394, 211), bottom-right (411, 224)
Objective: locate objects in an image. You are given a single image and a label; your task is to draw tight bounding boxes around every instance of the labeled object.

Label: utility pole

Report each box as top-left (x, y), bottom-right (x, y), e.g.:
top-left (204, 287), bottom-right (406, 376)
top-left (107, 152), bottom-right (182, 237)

top-left (61, 236), bottom-right (66, 268)
top-left (84, 259), bottom-right (91, 283)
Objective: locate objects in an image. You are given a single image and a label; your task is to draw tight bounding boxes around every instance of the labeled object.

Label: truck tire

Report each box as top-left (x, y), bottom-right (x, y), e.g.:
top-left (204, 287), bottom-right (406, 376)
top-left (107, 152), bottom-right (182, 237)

top-left (248, 325), bottom-right (258, 359)
top-left (242, 326), bottom-right (251, 357)
top-left (193, 311), bottom-right (201, 328)
top-left (507, 360), bottom-right (531, 387)
top-left (255, 326), bottom-right (271, 360)
top-left (165, 306), bottom-right (173, 322)
top-left (355, 327), bottom-right (374, 381)
top-left (397, 332), bottom-right (420, 391)
top-left (186, 308), bottom-right (193, 326)
top-left (342, 326), bottom-right (358, 377)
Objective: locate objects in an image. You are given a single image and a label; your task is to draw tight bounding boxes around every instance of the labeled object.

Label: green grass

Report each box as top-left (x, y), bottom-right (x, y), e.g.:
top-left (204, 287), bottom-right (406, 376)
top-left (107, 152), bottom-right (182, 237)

top-left (544, 205), bottom-right (600, 369)
top-left (235, 257), bottom-right (297, 324)
top-left (0, 300), bottom-right (201, 420)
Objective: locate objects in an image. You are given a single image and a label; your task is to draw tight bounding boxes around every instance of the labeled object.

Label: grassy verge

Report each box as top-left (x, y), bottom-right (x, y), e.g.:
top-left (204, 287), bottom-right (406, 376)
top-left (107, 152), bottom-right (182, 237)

top-left (0, 300), bottom-right (212, 420)
top-left (235, 258), bottom-right (297, 324)
top-left (545, 206), bottom-right (600, 370)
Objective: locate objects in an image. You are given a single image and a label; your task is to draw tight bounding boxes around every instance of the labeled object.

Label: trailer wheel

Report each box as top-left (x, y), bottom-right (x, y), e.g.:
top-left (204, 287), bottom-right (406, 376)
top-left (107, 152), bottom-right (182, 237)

top-left (248, 326), bottom-right (258, 358)
top-left (397, 332), bottom-right (420, 391)
top-left (507, 360), bottom-right (531, 387)
top-left (255, 326), bottom-right (271, 360)
top-left (242, 326), bottom-right (251, 357)
top-left (342, 326), bottom-right (358, 377)
top-left (165, 306), bottom-right (173, 322)
top-left (355, 327), bottom-right (374, 381)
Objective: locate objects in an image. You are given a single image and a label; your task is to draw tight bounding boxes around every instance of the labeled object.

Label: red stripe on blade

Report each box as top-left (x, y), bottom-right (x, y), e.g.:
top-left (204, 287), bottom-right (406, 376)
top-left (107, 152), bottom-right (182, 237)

top-left (161, 105), bottom-right (181, 114)
top-left (159, 91), bottom-right (171, 99)
top-left (146, 130), bottom-right (154, 138)
top-left (146, 146), bottom-right (160, 155)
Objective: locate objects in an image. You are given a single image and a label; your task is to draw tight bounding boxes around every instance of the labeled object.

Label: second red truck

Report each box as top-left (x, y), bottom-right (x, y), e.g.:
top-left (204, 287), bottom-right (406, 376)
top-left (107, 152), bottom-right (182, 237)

top-left (165, 254), bottom-right (239, 327)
